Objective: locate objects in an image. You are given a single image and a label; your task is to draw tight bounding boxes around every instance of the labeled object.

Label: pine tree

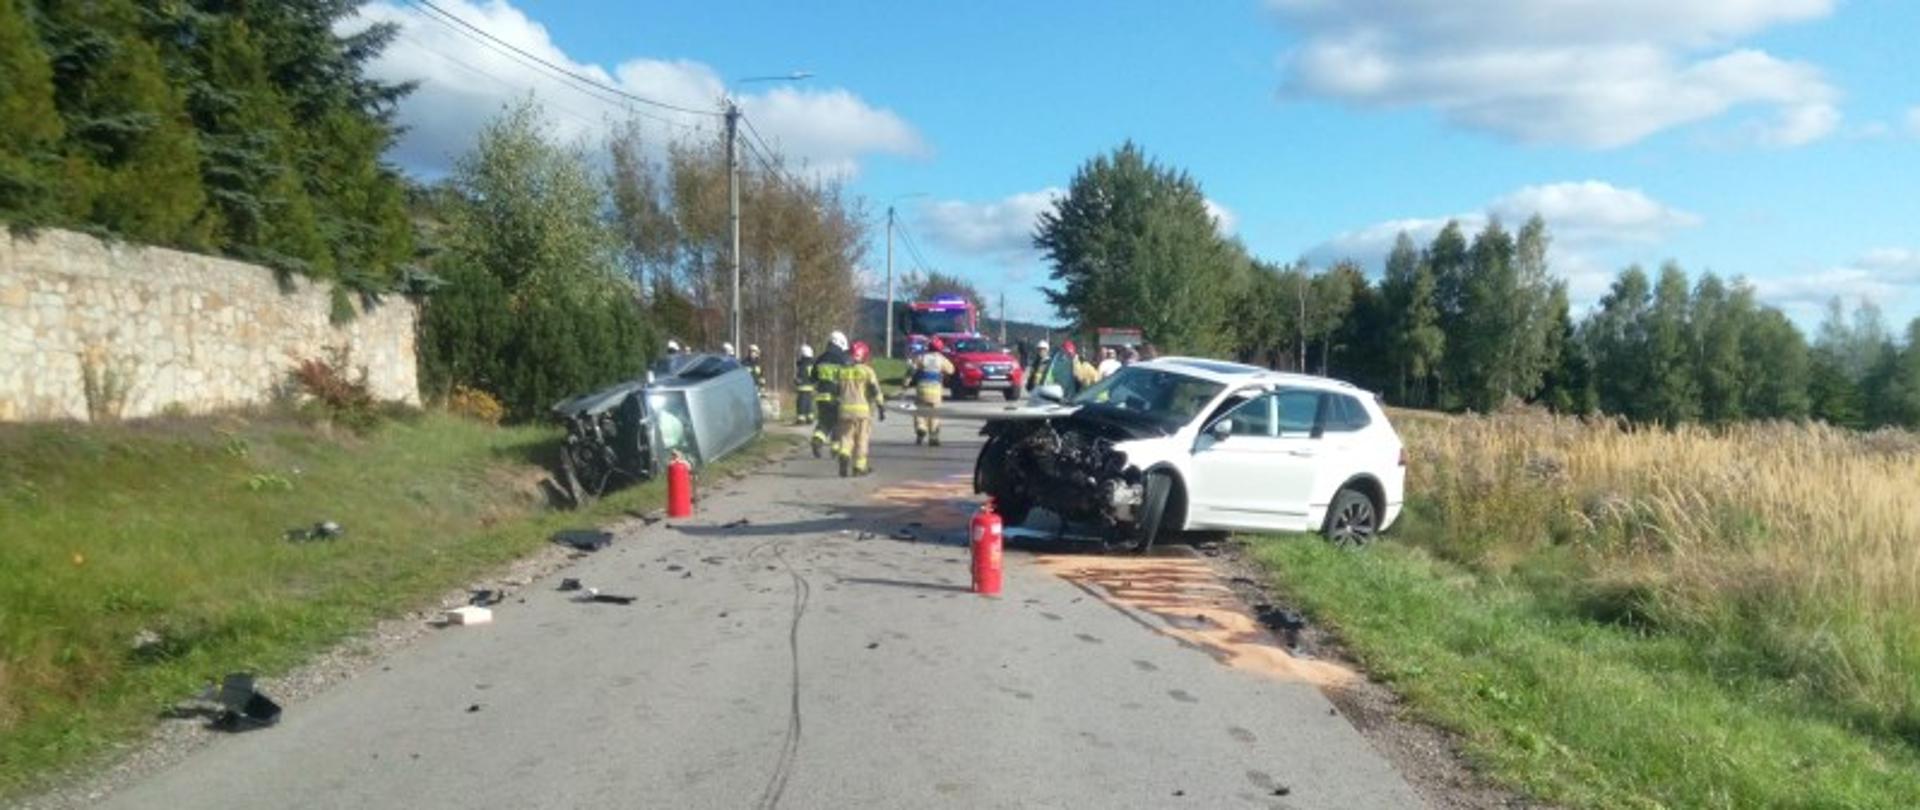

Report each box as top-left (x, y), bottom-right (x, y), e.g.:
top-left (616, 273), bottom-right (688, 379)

top-left (1741, 308), bottom-right (1812, 420)
top-left (0, 0), bottom-right (62, 218)
top-left (1645, 262), bottom-right (1700, 425)
top-left (1453, 219), bottom-right (1518, 411)
top-left (1585, 266), bottom-right (1653, 419)
top-left (1689, 273), bottom-right (1750, 424)
top-left (41, 0), bottom-right (209, 245)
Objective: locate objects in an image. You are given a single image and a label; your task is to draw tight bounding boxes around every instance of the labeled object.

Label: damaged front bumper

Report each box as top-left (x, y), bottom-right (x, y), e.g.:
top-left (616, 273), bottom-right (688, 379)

top-left (974, 413), bottom-right (1155, 531)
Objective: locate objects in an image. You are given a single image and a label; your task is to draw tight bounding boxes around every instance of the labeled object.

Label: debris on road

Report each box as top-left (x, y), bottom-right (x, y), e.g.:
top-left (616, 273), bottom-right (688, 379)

top-left (557, 577), bottom-right (583, 592)
top-left (587, 593), bottom-right (636, 605)
top-left (466, 703), bottom-right (481, 713)
top-left (284, 520), bottom-right (343, 542)
top-left (664, 564), bottom-right (685, 572)
top-left (468, 589), bottom-right (503, 607)
top-left (551, 529), bottom-right (613, 552)
top-left (197, 673), bottom-right (281, 731)
top-left (719, 517), bottom-right (751, 529)
top-left (625, 508), bottom-right (665, 525)
top-left (444, 606), bottom-right (493, 626)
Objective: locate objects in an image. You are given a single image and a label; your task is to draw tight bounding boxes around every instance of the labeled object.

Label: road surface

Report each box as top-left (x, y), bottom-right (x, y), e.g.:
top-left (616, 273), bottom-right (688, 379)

top-left (98, 398), bottom-right (1422, 809)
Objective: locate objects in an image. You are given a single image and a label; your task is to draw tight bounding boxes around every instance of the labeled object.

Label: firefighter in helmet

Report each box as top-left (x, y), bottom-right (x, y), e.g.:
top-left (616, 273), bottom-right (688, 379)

top-left (810, 331), bottom-right (850, 457)
top-left (908, 337), bottom-right (956, 446)
top-left (835, 340), bottom-right (884, 477)
top-left (793, 343), bottom-right (816, 425)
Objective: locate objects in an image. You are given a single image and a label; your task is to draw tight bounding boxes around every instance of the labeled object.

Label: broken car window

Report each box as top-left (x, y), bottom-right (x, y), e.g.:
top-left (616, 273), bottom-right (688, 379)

top-left (1072, 366), bottom-right (1226, 429)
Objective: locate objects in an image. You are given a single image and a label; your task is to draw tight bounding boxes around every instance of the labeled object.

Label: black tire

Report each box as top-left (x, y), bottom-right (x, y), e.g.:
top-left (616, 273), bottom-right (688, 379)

top-left (1132, 471), bottom-right (1176, 554)
top-left (973, 436), bottom-right (1033, 527)
top-left (1323, 487), bottom-right (1380, 548)
top-left (1001, 387), bottom-right (1019, 401)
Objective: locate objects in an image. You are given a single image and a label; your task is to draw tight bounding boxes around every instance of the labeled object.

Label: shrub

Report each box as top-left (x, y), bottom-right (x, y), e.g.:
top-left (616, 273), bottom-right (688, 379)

top-left (447, 385), bottom-right (504, 425)
top-left (290, 347), bottom-right (379, 432)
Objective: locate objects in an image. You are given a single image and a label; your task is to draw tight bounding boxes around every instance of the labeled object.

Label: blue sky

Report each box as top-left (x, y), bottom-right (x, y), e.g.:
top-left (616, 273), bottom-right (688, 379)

top-left (355, 0), bottom-right (1920, 330)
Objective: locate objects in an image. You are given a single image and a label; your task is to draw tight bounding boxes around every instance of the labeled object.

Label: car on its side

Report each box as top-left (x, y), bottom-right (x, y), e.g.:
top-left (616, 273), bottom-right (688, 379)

top-left (974, 357), bottom-right (1404, 550)
top-left (937, 333), bottom-right (1025, 401)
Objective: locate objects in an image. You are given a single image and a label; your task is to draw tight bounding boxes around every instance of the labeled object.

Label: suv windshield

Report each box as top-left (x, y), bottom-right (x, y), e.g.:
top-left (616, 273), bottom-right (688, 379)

top-left (950, 337), bottom-right (997, 353)
top-left (1070, 366), bottom-right (1224, 429)
top-left (908, 309), bottom-right (970, 336)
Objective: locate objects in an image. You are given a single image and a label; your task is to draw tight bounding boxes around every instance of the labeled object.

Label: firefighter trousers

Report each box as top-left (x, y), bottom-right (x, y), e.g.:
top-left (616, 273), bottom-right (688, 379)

top-left (813, 399), bottom-right (838, 445)
top-left (836, 414), bottom-right (872, 472)
top-left (794, 384), bottom-right (815, 423)
top-left (913, 383), bottom-right (943, 438)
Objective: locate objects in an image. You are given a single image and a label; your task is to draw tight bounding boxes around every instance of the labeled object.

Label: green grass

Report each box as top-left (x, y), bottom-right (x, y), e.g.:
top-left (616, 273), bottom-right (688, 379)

top-left (871, 357), bottom-right (909, 387)
top-left (0, 411), bottom-right (796, 798)
top-left (1249, 530), bottom-right (1920, 809)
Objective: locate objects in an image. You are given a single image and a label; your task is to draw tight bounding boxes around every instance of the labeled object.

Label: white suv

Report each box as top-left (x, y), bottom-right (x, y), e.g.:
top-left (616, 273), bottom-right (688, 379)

top-left (975, 358), bottom-right (1405, 549)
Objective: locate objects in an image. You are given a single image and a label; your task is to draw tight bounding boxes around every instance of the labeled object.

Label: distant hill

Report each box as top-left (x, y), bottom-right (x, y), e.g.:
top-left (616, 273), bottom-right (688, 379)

top-left (852, 297), bottom-right (1062, 358)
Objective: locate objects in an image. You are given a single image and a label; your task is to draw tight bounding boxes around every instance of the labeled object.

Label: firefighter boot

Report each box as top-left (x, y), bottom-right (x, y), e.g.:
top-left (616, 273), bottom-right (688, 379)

top-left (838, 453), bottom-right (851, 478)
top-left (914, 429), bottom-right (926, 446)
top-left (929, 428), bottom-right (941, 448)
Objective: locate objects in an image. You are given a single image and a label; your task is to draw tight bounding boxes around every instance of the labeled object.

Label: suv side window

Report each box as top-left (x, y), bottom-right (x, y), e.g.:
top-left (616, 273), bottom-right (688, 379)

top-left (1275, 390), bottom-right (1322, 436)
top-left (1221, 392), bottom-right (1275, 436)
top-left (1325, 394), bottom-right (1371, 432)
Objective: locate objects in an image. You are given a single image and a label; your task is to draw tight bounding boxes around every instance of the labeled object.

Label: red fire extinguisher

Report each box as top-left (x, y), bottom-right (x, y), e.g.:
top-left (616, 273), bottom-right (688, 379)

top-left (666, 451), bottom-right (693, 519)
top-left (970, 499), bottom-right (1003, 596)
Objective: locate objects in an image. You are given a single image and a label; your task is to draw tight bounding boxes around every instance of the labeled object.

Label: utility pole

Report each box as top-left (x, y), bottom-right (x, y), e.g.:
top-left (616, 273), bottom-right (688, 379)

top-left (885, 206), bottom-right (895, 359)
top-left (999, 290), bottom-right (1007, 343)
top-left (725, 100), bottom-right (742, 354)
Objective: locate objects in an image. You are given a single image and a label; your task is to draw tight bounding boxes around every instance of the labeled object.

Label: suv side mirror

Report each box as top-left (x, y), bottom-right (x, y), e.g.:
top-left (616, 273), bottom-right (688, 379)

top-left (1034, 384), bottom-right (1066, 404)
top-left (1208, 419), bottom-right (1234, 441)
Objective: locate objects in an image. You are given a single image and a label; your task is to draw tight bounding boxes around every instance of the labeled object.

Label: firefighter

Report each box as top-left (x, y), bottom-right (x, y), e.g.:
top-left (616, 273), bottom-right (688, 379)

top-left (793, 343), bottom-right (816, 425)
top-left (835, 340), bottom-right (884, 477)
top-left (745, 344), bottom-right (765, 388)
top-left (810, 331), bottom-right (850, 458)
top-left (907, 337), bottom-right (956, 446)
top-left (1025, 339), bottom-right (1051, 392)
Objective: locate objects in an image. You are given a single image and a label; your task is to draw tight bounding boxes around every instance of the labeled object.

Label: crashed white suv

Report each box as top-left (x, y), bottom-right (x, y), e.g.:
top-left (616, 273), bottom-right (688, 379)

top-left (974, 358), bottom-right (1405, 550)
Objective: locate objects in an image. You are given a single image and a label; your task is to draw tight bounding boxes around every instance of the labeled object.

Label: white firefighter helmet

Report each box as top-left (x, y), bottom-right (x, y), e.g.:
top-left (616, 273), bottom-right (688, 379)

top-left (721, 342), bottom-right (736, 356)
top-left (829, 331), bottom-right (849, 351)
top-left (800, 343), bottom-right (814, 358)
top-left (666, 339), bottom-right (683, 353)
top-left (748, 344), bottom-right (761, 357)
top-left (1035, 339), bottom-right (1050, 353)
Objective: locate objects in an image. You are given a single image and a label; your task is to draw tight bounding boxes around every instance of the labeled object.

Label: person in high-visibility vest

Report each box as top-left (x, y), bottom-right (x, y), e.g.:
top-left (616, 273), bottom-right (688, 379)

top-left (907, 337), bottom-right (956, 446)
top-left (793, 343), bottom-right (816, 425)
top-left (835, 340), bottom-right (884, 477)
top-left (811, 331), bottom-right (849, 458)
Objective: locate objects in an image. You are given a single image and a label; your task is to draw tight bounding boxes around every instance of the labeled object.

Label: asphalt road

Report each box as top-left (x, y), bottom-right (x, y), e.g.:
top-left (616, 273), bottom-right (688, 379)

top-left (99, 397), bottom-right (1422, 810)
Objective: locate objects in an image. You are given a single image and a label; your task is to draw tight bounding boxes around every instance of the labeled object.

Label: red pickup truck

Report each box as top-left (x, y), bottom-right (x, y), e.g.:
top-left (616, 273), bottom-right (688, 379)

top-left (935, 333), bottom-right (1024, 400)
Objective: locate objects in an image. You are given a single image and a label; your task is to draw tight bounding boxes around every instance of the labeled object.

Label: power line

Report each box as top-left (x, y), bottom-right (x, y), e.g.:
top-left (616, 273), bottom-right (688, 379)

top-left (396, 30), bottom-right (611, 133)
top-left (408, 0), bottom-right (721, 118)
top-left (737, 112), bottom-right (814, 194)
top-left (894, 216), bottom-right (936, 275)
top-left (401, 5), bottom-right (703, 136)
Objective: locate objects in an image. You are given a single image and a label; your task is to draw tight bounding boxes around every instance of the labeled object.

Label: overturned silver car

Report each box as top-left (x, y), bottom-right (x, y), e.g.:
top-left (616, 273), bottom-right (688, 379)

top-left (549, 353), bottom-right (763, 503)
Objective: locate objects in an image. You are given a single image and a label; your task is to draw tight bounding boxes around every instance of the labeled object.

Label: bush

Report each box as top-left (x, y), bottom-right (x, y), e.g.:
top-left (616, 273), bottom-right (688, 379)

top-left (290, 347), bottom-right (380, 432)
top-left (447, 385), bottom-right (504, 425)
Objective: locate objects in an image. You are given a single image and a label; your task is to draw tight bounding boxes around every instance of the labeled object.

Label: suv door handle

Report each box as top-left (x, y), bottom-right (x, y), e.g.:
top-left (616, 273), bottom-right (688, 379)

top-left (1287, 448), bottom-right (1317, 458)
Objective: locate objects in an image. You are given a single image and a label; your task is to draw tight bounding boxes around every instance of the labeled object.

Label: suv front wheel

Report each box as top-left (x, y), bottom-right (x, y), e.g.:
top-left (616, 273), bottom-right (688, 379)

top-left (1322, 487), bottom-right (1378, 548)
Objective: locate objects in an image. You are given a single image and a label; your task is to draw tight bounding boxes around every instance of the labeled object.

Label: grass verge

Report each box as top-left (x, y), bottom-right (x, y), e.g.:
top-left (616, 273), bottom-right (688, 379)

top-left (1248, 533), bottom-right (1920, 808)
top-left (0, 411), bottom-right (797, 798)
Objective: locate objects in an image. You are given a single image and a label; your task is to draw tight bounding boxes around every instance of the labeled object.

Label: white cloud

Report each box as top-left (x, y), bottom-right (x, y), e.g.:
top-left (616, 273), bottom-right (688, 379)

top-left (1269, 0), bottom-right (1841, 148)
top-left (1750, 248), bottom-right (1920, 317)
top-left (346, 0), bottom-right (923, 176)
top-left (1307, 180), bottom-right (1700, 302)
top-left (1204, 199), bottom-right (1239, 235)
top-left (919, 188), bottom-right (1235, 259)
top-left (917, 188), bottom-right (1062, 257)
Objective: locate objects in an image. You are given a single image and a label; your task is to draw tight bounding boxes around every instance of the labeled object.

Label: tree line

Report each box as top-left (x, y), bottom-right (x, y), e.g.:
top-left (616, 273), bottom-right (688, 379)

top-left (1039, 143), bottom-right (1920, 429)
top-left (0, 0), bottom-right (413, 294)
top-left (415, 100), bottom-right (868, 419)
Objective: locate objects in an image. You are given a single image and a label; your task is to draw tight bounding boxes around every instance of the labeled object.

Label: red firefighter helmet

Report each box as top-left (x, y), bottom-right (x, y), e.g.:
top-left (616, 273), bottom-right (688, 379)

top-left (1061, 339), bottom-right (1078, 356)
top-left (930, 337), bottom-right (947, 353)
top-left (850, 340), bottom-right (871, 363)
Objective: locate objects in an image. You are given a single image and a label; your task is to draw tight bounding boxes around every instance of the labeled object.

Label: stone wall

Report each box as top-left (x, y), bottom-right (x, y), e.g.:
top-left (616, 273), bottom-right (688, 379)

top-left (0, 228), bottom-right (419, 421)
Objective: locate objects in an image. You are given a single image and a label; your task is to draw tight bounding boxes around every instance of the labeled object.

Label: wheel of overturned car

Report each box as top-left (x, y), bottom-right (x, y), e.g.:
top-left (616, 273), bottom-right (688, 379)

top-left (1132, 471), bottom-right (1176, 554)
top-left (1323, 488), bottom-right (1379, 548)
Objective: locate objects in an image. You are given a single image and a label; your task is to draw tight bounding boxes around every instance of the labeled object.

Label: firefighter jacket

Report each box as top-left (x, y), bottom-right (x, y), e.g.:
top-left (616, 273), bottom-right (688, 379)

top-left (837, 363), bottom-right (882, 418)
top-left (812, 346), bottom-right (849, 402)
top-left (795, 357), bottom-right (816, 391)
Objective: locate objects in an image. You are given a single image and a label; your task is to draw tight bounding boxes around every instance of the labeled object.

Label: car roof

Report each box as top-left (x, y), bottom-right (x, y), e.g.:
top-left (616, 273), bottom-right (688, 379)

top-left (1137, 357), bottom-right (1366, 393)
